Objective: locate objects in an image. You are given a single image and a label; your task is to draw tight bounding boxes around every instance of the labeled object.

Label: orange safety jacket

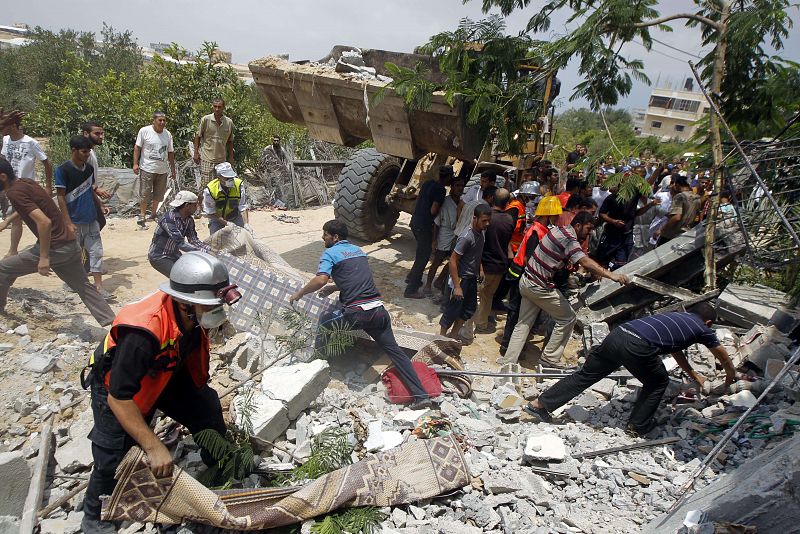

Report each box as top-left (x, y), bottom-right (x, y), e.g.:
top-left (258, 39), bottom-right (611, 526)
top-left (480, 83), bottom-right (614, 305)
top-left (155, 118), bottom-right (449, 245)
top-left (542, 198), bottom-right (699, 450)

top-left (512, 221), bottom-right (549, 268)
top-left (505, 199), bottom-right (527, 253)
top-left (95, 291), bottom-right (210, 416)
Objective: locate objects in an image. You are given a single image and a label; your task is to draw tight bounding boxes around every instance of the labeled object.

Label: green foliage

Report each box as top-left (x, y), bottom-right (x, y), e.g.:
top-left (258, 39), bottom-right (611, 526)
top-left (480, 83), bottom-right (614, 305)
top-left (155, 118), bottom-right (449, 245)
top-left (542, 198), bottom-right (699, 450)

top-left (602, 171), bottom-right (653, 201)
top-left (475, 0), bottom-right (798, 139)
top-left (194, 427), bottom-right (258, 489)
top-left (276, 307), bottom-right (356, 360)
top-left (384, 15), bottom-right (550, 154)
top-left (283, 429), bottom-right (353, 483)
top-left (0, 24), bottom-right (142, 112)
top-left (311, 507), bottom-right (387, 534)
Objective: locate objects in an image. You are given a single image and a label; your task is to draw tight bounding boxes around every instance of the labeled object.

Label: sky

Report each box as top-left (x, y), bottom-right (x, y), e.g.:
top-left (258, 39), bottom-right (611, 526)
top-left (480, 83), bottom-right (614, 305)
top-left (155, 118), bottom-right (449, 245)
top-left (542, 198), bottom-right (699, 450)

top-left (4, 1), bottom-right (799, 111)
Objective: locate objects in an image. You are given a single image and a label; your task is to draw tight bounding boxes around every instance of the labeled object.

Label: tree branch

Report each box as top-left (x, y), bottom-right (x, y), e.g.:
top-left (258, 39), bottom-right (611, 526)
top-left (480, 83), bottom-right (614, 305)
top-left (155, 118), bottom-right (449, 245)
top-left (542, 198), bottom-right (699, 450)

top-left (633, 13), bottom-right (721, 31)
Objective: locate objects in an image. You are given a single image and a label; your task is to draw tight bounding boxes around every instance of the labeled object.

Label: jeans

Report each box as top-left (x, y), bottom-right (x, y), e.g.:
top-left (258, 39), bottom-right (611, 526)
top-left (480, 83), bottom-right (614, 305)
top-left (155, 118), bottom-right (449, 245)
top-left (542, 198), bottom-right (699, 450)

top-left (75, 221), bottom-right (104, 274)
top-left (405, 225), bottom-right (433, 293)
top-left (209, 214), bottom-right (244, 235)
top-left (538, 328), bottom-right (669, 432)
top-left (84, 369), bottom-right (226, 519)
top-left (439, 277), bottom-right (478, 329)
top-left (149, 256), bottom-right (176, 278)
top-left (595, 230), bottom-right (634, 269)
top-left (317, 306), bottom-right (429, 401)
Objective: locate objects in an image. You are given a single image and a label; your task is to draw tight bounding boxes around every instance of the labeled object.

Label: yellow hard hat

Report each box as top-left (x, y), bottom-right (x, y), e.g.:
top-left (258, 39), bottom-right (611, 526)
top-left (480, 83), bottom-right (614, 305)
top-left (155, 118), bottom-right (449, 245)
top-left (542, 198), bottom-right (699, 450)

top-left (535, 195), bottom-right (563, 216)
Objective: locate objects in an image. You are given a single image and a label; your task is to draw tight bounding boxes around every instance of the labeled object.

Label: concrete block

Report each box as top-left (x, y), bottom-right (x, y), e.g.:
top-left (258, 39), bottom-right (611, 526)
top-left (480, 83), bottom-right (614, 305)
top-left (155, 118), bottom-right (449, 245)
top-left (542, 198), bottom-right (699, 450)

top-left (0, 451), bottom-right (31, 516)
top-left (644, 432), bottom-right (800, 533)
top-left (54, 409), bottom-right (95, 473)
top-left (717, 283), bottom-right (791, 329)
top-left (22, 354), bottom-right (57, 374)
top-left (0, 516), bottom-right (20, 534)
top-left (566, 405), bottom-right (591, 422)
top-left (590, 378), bottom-right (617, 399)
top-left (524, 432), bottom-right (567, 462)
top-left (238, 391), bottom-right (290, 442)
top-left (260, 360), bottom-right (331, 419)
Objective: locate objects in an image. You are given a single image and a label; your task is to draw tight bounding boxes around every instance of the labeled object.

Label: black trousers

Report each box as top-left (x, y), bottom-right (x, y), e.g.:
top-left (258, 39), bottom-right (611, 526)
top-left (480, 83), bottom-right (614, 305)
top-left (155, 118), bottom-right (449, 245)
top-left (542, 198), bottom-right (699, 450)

top-left (439, 277), bottom-right (478, 328)
top-left (405, 225), bottom-right (433, 293)
top-left (538, 328), bottom-right (669, 432)
top-left (318, 306), bottom-right (429, 401)
top-left (500, 276), bottom-right (522, 350)
top-left (84, 369), bottom-right (226, 520)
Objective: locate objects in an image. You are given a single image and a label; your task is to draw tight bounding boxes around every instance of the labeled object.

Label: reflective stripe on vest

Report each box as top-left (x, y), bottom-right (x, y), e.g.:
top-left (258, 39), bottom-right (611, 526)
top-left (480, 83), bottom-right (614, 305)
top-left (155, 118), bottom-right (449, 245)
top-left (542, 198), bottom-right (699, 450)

top-left (206, 178), bottom-right (242, 220)
top-left (98, 291), bottom-right (210, 416)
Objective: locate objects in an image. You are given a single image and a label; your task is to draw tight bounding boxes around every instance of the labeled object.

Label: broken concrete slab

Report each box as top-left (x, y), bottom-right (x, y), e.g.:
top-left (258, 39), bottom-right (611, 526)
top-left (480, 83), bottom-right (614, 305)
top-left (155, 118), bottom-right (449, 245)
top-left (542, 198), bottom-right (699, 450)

top-left (392, 408), bottom-right (431, 428)
top-left (0, 451), bottom-right (31, 516)
top-left (644, 432), bottom-right (800, 533)
top-left (717, 283), bottom-right (793, 330)
top-left (54, 409), bottom-right (95, 473)
top-left (237, 391), bottom-right (290, 442)
top-left (260, 360), bottom-right (331, 419)
top-left (524, 432), bottom-right (567, 462)
top-left (22, 354), bottom-right (57, 374)
top-left (578, 224), bottom-right (743, 325)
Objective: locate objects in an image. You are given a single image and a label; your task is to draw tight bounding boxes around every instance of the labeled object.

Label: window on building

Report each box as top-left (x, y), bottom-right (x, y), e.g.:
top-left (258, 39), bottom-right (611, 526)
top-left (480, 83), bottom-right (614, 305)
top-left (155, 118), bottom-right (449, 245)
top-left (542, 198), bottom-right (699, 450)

top-left (675, 124), bottom-right (686, 132)
top-left (651, 121), bottom-right (662, 129)
top-left (649, 96), bottom-right (671, 108)
top-left (674, 99), bottom-right (700, 112)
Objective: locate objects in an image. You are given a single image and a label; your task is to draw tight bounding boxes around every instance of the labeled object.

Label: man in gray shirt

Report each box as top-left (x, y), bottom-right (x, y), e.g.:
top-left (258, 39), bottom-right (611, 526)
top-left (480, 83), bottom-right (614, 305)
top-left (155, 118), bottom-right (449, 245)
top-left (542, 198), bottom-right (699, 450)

top-left (439, 203), bottom-right (492, 339)
top-left (424, 176), bottom-right (464, 295)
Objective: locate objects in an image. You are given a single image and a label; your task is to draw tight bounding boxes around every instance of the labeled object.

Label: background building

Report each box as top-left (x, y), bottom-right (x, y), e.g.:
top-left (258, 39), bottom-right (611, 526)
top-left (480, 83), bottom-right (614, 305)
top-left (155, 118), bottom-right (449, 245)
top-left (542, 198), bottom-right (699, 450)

top-left (641, 78), bottom-right (708, 142)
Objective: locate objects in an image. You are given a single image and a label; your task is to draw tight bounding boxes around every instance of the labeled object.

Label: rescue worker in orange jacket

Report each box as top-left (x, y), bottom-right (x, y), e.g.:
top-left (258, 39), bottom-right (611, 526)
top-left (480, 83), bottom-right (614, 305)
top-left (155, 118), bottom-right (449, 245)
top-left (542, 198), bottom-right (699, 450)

top-left (499, 193), bottom-right (561, 356)
top-left (81, 252), bottom-right (241, 534)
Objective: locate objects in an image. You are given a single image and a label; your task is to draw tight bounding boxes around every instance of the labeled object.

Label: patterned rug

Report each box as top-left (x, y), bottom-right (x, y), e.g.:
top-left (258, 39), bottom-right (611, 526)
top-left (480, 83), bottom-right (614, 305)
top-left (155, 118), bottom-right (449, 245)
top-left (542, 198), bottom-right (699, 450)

top-left (102, 435), bottom-right (469, 529)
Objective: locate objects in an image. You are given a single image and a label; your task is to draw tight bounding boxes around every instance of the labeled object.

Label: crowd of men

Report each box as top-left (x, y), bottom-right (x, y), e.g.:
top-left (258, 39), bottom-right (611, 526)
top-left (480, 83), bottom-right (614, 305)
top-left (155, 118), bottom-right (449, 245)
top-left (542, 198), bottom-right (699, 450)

top-left (0, 106), bottom-right (737, 533)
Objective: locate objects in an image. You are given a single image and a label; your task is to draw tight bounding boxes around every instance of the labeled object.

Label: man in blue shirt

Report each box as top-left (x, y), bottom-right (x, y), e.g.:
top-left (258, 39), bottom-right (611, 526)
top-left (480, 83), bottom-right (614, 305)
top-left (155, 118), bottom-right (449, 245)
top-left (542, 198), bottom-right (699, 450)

top-left (290, 219), bottom-right (432, 408)
top-left (523, 302), bottom-right (737, 435)
top-left (55, 136), bottom-right (110, 298)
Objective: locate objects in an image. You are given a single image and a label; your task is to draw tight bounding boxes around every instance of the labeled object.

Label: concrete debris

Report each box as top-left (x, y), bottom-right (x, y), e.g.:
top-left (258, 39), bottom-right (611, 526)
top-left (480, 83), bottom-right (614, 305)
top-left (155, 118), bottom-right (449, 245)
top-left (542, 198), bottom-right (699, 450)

top-left (0, 451), bottom-right (31, 516)
top-left (724, 390), bottom-right (758, 408)
top-left (717, 283), bottom-right (792, 329)
top-left (391, 408), bottom-right (431, 428)
top-left (53, 410), bottom-right (95, 473)
top-left (21, 354), bottom-right (57, 374)
top-left (260, 360), bottom-right (331, 419)
top-left (13, 324), bottom-right (28, 336)
top-left (363, 419), bottom-right (403, 452)
top-left (236, 390), bottom-right (290, 442)
top-left (524, 432), bottom-right (567, 462)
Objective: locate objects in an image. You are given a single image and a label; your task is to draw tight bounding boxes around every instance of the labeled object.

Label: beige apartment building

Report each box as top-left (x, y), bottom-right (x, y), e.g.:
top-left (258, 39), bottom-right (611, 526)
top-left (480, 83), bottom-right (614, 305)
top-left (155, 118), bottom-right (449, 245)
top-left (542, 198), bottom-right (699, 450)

top-left (641, 81), bottom-right (708, 142)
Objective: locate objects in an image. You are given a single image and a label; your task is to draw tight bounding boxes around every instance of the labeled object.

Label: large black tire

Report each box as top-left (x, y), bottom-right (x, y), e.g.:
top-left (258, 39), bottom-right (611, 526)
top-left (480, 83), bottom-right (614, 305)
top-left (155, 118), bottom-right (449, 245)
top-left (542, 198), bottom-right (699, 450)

top-left (335, 148), bottom-right (401, 242)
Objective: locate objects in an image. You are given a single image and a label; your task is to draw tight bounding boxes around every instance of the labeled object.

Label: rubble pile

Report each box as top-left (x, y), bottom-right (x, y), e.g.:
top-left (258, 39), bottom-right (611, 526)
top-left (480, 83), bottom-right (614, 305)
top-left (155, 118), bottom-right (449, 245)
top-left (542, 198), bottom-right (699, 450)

top-left (1, 284), bottom-right (799, 533)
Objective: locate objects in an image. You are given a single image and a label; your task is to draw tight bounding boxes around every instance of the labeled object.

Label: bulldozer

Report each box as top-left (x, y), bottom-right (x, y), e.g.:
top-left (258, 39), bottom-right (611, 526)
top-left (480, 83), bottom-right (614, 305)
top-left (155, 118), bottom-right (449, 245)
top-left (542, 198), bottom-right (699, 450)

top-left (249, 45), bottom-right (558, 242)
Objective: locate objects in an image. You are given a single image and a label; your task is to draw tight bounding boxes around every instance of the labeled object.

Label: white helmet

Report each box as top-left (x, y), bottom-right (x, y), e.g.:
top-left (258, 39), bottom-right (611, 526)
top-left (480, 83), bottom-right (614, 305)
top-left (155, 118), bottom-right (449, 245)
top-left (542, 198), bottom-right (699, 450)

top-left (159, 252), bottom-right (241, 306)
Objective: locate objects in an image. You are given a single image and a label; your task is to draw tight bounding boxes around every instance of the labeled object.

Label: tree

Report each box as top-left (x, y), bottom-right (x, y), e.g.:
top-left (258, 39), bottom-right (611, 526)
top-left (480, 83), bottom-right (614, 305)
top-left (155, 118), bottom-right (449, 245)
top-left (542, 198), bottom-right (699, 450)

top-left (476, 0), bottom-right (796, 290)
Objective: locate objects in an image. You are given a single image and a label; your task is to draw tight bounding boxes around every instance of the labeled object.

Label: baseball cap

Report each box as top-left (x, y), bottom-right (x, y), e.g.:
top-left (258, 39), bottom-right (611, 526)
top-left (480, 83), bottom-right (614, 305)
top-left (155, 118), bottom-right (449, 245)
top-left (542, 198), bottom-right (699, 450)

top-left (215, 162), bottom-right (237, 178)
top-left (169, 190), bottom-right (198, 207)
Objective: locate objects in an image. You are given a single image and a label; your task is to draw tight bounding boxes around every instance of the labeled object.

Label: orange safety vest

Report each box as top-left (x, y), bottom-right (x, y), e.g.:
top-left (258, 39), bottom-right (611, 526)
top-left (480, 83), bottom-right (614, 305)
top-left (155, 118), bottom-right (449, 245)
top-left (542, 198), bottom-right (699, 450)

top-left (505, 199), bottom-right (527, 253)
top-left (511, 221), bottom-right (549, 268)
top-left (96, 291), bottom-right (210, 416)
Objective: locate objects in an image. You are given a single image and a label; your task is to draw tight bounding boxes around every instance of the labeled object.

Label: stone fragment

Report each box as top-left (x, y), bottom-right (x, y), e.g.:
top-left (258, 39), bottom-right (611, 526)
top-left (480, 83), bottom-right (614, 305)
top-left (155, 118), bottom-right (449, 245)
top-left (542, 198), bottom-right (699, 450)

top-left (13, 323), bottom-right (28, 336)
top-left (408, 505), bottom-right (426, 521)
top-left (0, 451), bottom-right (31, 515)
top-left (260, 360), bottom-right (331, 419)
top-left (724, 390), bottom-right (757, 408)
top-left (237, 390), bottom-right (290, 442)
top-left (0, 343), bottom-right (13, 352)
top-left (391, 507), bottom-right (407, 528)
top-left (524, 432), bottom-right (567, 462)
top-left (364, 420), bottom-right (385, 452)
top-left (39, 511), bottom-right (83, 534)
top-left (22, 354), bottom-right (56, 373)
top-left (591, 378), bottom-right (617, 399)
top-left (717, 283), bottom-right (790, 329)
top-left (381, 431), bottom-right (403, 451)
top-left (628, 471), bottom-right (651, 486)
top-left (566, 405), bottom-right (591, 422)
top-left (483, 471), bottom-right (523, 494)
top-left (54, 409), bottom-right (94, 473)
top-left (17, 335), bottom-right (31, 348)
top-left (392, 409), bottom-right (431, 428)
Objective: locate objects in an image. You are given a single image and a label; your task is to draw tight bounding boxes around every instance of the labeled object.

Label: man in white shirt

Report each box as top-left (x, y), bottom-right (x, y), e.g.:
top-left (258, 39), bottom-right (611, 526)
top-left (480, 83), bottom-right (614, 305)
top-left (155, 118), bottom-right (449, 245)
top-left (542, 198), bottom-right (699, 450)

top-left (1, 115), bottom-right (53, 258)
top-left (133, 111), bottom-right (176, 226)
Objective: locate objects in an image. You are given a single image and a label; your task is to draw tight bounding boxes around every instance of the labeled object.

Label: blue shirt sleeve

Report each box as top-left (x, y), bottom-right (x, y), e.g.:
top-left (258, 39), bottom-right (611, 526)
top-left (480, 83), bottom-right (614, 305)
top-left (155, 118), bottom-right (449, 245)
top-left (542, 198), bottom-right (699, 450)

top-left (698, 326), bottom-right (721, 348)
top-left (317, 249), bottom-right (336, 276)
top-left (54, 166), bottom-right (66, 189)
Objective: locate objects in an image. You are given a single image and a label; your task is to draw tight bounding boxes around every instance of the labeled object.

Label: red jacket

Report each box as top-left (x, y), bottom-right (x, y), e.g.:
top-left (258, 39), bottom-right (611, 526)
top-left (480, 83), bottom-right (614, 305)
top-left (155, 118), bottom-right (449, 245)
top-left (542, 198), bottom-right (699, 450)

top-left (98, 292), bottom-right (210, 416)
top-left (512, 221), bottom-right (549, 268)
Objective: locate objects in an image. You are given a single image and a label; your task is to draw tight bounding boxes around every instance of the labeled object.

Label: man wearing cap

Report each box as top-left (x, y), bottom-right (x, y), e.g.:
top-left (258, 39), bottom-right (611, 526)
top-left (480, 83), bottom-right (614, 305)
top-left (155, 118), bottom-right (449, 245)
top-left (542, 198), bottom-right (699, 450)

top-left (148, 190), bottom-right (211, 277)
top-left (133, 111), bottom-right (176, 226)
top-left (80, 252), bottom-right (241, 534)
top-left (405, 165), bottom-right (452, 298)
top-left (203, 162), bottom-right (250, 235)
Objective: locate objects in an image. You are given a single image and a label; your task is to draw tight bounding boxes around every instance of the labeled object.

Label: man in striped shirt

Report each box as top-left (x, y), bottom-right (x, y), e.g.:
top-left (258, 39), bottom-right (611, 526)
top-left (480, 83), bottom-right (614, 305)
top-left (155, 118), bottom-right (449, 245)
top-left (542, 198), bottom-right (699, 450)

top-left (524, 302), bottom-right (737, 435)
top-left (501, 211), bottom-right (629, 367)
